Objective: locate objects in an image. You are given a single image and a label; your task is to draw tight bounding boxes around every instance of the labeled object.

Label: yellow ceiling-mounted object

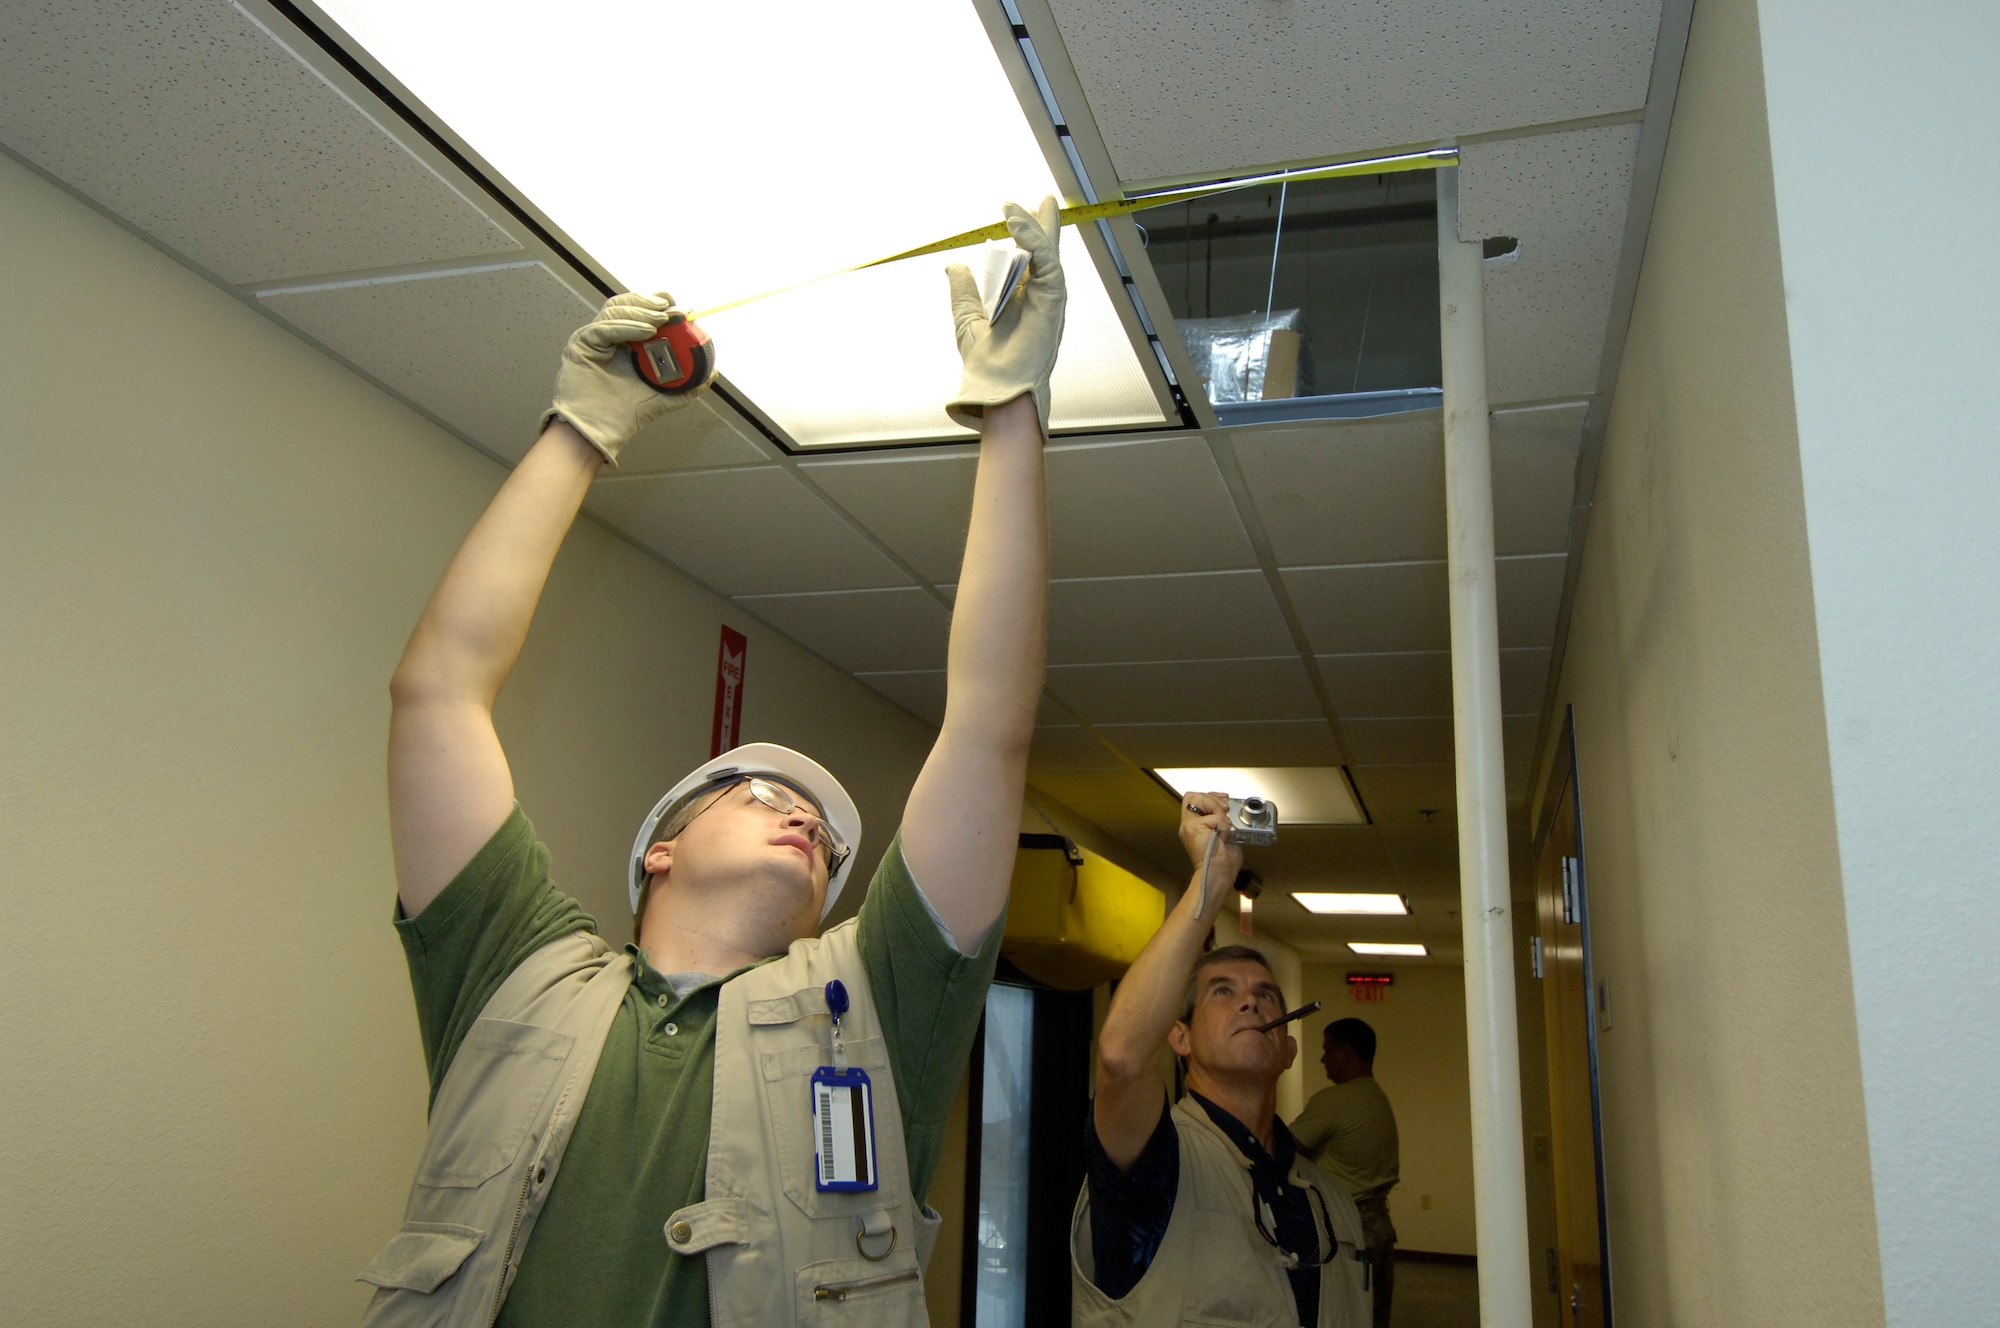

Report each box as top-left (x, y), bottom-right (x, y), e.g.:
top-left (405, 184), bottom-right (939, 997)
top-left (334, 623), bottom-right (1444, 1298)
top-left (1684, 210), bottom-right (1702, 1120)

top-left (1004, 834), bottom-right (1166, 991)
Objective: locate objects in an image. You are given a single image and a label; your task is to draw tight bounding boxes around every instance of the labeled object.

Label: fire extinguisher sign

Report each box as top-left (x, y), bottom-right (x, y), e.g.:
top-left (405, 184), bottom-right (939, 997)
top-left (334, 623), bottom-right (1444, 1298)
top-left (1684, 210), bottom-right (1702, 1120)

top-left (710, 625), bottom-right (748, 758)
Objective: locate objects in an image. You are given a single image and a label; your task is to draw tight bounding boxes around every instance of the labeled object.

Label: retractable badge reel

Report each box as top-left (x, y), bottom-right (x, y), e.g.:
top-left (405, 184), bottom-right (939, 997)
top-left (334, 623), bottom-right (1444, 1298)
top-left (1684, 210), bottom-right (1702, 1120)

top-left (812, 979), bottom-right (879, 1192)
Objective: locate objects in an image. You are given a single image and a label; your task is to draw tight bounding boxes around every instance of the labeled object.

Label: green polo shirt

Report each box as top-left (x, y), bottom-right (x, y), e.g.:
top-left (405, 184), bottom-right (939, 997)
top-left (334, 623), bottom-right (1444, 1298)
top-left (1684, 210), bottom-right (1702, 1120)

top-left (394, 806), bottom-right (1002, 1327)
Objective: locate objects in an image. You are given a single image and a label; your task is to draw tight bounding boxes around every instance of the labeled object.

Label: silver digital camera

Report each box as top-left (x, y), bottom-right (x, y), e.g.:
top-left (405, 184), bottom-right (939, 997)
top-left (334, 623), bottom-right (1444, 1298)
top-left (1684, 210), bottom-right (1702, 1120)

top-left (1226, 796), bottom-right (1279, 847)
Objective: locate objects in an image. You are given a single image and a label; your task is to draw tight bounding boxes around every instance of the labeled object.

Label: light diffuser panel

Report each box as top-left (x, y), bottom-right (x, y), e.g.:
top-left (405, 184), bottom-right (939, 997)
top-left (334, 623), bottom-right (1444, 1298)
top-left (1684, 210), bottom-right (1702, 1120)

top-left (1348, 942), bottom-right (1428, 957)
top-left (314, 0), bottom-right (1167, 447)
top-left (1292, 893), bottom-right (1410, 915)
top-left (1152, 767), bottom-right (1364, 825)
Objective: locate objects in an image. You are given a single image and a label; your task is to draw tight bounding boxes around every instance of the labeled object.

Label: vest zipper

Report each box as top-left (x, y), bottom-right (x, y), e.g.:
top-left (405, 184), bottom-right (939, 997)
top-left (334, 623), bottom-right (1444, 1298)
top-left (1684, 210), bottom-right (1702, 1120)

top-left (487, 1165), bottom-right (538, 1327)
top-left (812, 1269), bottom-right (920, 1302)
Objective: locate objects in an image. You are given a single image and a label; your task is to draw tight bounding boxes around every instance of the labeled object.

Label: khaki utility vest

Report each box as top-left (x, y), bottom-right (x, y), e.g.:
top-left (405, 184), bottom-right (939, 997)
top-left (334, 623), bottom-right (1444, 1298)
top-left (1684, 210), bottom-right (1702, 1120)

top-left (358, 918), bottom-right (935, 1327)
top-left (1070, 1098), bottom-right (1370, 1328)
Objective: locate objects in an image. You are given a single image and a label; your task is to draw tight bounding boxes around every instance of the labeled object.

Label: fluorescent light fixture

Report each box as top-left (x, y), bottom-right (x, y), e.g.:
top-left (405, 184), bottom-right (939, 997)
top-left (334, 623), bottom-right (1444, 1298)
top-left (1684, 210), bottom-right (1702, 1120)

top-left (1292, 893), bottom-right (1410, 915)
top-left (1347, 942), bottom-right (1428, 957)
top-left (314, 0), bottom-right (1167, 447)
top-left (1151, 767), bottom-right (1364, 825)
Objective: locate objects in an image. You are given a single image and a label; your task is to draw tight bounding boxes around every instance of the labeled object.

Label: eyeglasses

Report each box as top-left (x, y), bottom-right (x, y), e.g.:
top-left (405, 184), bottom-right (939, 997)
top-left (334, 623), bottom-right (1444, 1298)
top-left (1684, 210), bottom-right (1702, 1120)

top-left (1249, 1181), bottom-right (1345, 1271)
top-left (673, 775), bottom-right (850, 873)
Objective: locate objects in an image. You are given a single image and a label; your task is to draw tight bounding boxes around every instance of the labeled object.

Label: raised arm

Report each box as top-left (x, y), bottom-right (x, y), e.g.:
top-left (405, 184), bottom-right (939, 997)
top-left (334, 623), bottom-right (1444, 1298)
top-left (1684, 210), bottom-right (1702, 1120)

top-left (899, 199), bottom-right (1066, 950)
top-left (388, 294), bottom-right (694, 915)
top-left (1092, 792), bottom-right (1243, 1169)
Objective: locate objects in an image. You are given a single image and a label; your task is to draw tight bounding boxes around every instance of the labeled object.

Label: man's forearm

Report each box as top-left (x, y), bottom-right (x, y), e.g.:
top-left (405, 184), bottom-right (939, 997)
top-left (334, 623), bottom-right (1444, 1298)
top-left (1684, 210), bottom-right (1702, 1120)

top-left (1098, 863), bottom-right (1229, 1077)
top-left (899, 394), bottom-right (1048, 948)
top-left (942, 394), bottom-right (1047, 744)
top-left (390, 421), bottom-right (603, 707)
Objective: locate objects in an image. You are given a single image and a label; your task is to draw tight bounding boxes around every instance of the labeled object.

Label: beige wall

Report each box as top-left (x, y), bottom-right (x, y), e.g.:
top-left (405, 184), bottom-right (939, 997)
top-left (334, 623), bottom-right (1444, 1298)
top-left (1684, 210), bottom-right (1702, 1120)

top-left (1530, 0), bottom-right (1885, 1321)
top-left (0, 150), bottom-right (941, 1325)
top-left (1298, 964), bottom-right (1478, 1256)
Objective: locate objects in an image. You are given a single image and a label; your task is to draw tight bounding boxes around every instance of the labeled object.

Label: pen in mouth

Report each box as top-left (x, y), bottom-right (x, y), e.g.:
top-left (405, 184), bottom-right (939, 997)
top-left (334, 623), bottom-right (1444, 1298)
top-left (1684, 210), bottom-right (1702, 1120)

top-left (1249, 1000), bottom-right (1322, 1034)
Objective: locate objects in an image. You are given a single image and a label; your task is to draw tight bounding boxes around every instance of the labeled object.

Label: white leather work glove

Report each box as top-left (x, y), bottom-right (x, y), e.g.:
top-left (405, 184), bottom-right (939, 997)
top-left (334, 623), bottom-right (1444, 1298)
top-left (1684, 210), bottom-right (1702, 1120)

top-left (540, 292), bottom-right (700, 464)
top-left (944, 197), bottom-right (1067, 432)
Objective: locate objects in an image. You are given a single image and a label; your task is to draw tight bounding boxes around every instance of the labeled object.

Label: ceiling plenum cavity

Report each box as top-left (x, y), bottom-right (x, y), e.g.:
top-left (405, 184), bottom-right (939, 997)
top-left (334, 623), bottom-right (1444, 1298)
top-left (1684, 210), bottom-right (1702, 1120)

top-left (1147, 168), bottom-right (1443, 416)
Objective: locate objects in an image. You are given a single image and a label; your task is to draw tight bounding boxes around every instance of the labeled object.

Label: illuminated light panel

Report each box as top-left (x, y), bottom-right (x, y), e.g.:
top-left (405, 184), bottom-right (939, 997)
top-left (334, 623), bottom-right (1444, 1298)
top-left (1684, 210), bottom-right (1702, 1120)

top-left (314, 0), bottom-right (1167, 448)
top-left (1292, 893), bottom-right (1410, 915)
top-left (1347, 942), bottom-right (1428, 957)
top-left (1151, 767), bottom-right (1364, 825)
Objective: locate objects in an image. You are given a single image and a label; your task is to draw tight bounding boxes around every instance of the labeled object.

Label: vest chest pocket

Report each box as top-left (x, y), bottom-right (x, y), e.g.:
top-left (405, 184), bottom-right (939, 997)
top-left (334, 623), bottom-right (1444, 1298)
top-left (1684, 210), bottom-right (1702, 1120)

top-left (762, 1035), bottom-right (892, 1219)
top-left (416, 1018), bottom-right (573, 1190)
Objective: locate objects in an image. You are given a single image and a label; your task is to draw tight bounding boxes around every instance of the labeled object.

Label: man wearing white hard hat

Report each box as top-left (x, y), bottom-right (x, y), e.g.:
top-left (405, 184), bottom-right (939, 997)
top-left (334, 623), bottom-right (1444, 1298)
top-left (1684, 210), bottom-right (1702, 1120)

top-left (362, 200), bottom-right (1065, 1328)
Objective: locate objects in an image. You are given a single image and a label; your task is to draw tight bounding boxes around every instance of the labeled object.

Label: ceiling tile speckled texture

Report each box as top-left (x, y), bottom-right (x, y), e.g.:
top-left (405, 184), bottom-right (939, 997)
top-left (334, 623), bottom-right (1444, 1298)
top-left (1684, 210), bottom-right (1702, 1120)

top-left (0, 0), bottom-right (1683, 956)
top-left (1461, 124), bottom-right (1644, 402)
top-left (1044, 0), bottom-right (1658, 185)
top-left (261, 264), bottom-right (594, 462)
top-left (0, 0), bottom-right (517, 284)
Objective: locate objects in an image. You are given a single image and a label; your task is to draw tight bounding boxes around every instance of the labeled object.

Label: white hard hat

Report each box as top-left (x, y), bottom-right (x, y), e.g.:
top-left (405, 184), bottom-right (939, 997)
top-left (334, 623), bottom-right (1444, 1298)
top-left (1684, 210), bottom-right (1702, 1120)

top-left (627, 742), bottom-right (863, 921)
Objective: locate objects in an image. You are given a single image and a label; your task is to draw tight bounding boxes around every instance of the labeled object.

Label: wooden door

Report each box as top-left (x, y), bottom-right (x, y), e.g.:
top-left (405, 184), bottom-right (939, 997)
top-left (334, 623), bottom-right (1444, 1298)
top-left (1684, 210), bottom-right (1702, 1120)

top-left (1534, 713), bottom-right (1613, 1326)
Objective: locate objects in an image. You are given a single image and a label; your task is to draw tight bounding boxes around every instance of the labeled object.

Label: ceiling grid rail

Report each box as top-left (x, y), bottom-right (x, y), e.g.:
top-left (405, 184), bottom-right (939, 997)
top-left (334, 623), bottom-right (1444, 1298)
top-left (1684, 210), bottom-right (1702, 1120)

top-left (998, 0), bottom-right (1437, 901)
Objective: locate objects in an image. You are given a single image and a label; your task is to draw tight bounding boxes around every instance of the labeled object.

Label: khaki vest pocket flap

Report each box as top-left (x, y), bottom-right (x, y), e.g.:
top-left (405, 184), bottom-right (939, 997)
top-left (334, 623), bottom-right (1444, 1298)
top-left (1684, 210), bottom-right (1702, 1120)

top-left (748, 988), bottom-right (831, 1025)
top-left (419, 1019), bottom-right (572, 1188)
top-left (358, 1223), bottom-right (483, 1293)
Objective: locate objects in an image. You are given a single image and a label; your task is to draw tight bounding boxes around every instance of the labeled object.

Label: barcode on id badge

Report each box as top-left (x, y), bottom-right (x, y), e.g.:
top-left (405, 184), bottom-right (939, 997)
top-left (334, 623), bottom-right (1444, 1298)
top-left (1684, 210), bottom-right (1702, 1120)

top-left (818, 1083), bottom-right (838, 1182)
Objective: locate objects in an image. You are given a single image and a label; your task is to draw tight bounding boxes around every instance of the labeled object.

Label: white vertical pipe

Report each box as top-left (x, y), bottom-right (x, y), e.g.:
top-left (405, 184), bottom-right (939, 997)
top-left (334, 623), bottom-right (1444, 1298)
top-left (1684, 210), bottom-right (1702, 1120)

top-left (1436, 163), bottom-right (1534, 1328)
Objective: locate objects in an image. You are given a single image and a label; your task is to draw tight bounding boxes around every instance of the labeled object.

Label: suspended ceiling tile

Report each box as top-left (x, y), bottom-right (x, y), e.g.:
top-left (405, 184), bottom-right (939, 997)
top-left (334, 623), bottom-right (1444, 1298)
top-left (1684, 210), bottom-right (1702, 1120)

top-left (1497, 554), bottom-right (1567, 650)
top-left (585, 468), bottom-right (907, 596)
top-left (849, 670), bottom-right (1072, 727)
top-left (1288, 556), bottom-right (1563, 655)
top-left (618, 397), bottom-right (775, 474)
top-left (1492, 402), bottom-right (1584, 555)
top-left (802, 434), bottom-right (1254, 584)
top-left (0, 0), bottom-right (518, 284)
top-left (1283, 562), bottom-right (1450, 654)
top-left (1349, 765), bottom-right (1459, 825)
top-left (260, 263), bottom-right (593, 462)
top-left (1045, 436), bottom-right (1255, 577)
top-left (1345, 717), bottom-right (1457, 765)
top-left (1027, 768), bottom-right (1179, 832)
top-left (1030, 725), bottom-right (1129, 770)
top-left (1322, 651), bottom-right (1456, 718)
top-left (799, 451), bottom-right (978, 584)
top-left (1377, 826), bottom-right (1462, 874)
top-left (1504, 716), bottom-right (1538, 766)
top-left (1047, 656), bottom-right (1320, 725)
top-left (1049, 571), bottom-right (1295, 664)
top-left (1320, 648), bottom-right (1552, 718)
top-left (1044, 0), bottom-right (1659, 185)
top-left (1097, 720), bottom-right (1342, 769)
top-left (851, 670), bottom-right (948, 725)
top-left (1233, 414), bottom-right (1445, 566)
top-left (1503, 648), bottom-right (1552, 713)
top-left (1461, 124), bottom-right (1643, 403)
top-left (728, 588), bottom-right (947, 674)
top-left (1250, 826), bottom-right (1395, 882)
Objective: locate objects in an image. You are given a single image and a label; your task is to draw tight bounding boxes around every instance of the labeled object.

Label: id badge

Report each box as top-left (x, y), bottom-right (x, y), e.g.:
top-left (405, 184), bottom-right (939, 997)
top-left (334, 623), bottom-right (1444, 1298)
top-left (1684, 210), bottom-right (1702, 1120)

top-left (811, 1065), bottom-right (879, 1192)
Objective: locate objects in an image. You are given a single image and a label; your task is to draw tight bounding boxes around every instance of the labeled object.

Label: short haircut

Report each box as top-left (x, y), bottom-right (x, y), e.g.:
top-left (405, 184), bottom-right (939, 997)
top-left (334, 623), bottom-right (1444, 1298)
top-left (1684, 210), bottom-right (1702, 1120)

top-left (1323, 1016), bottom-right (1377, 1063)
top-left (1180, 944), bottom-right (1284, 1024)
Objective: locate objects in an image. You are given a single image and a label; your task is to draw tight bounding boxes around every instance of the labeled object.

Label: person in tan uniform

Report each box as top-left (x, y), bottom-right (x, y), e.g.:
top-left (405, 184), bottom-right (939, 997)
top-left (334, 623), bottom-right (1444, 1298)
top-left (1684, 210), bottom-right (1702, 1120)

top-left (1071, 794), bottom-right (1368, 1327)
top-left (363, 200), bottom-right (1066, 1327)
top-left (1292, 1019), bottom-right (1401, 1328)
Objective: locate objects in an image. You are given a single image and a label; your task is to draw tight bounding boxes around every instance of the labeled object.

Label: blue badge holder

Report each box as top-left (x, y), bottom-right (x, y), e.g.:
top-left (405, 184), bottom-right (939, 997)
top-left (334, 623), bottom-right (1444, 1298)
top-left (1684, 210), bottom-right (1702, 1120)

top-left (811, 1064), bottom-right (879, 1192)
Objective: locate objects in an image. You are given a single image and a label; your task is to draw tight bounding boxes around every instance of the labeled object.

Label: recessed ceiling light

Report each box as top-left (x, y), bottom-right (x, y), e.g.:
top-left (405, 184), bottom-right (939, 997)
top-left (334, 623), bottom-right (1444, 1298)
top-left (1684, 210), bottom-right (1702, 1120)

top-left (313, 0), bottom-right (1167, 447)
top-left (1292, 893), bottom-right (1410, 915)
top-left (1347, 942), bottom-right (1428, 957)
top-left (1152, 767), bottom-right (1364, 825)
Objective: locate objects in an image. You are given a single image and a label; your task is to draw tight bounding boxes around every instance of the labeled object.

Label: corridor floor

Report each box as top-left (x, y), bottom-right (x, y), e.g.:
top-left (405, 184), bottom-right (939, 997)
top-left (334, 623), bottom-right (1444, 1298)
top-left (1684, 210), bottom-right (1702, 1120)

top-left (1394, 1257), bottom-right (1480, 1327)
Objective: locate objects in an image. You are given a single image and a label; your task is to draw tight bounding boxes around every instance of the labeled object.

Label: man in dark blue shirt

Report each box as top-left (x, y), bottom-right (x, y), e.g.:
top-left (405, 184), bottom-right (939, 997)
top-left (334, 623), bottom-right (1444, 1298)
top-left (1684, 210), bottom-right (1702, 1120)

top-left (1072, 793), bottom-right (1367, 1327)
